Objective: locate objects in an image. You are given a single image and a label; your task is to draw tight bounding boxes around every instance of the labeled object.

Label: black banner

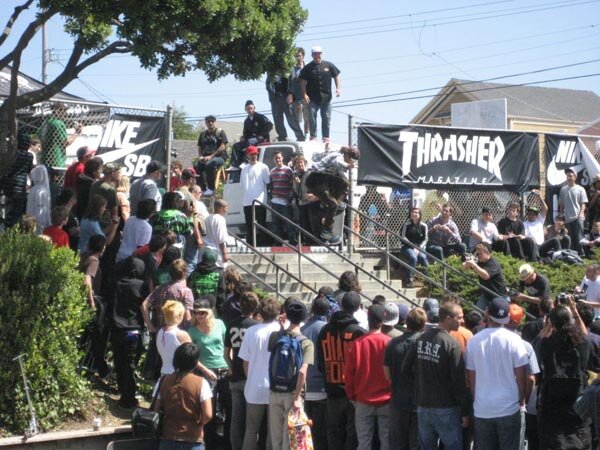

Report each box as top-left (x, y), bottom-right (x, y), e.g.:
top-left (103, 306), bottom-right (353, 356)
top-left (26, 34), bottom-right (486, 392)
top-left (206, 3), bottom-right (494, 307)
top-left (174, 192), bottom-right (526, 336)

top-left (357, 124), bottom-right (539, 192)
top-left (94, 113), bottom-right (167, 181)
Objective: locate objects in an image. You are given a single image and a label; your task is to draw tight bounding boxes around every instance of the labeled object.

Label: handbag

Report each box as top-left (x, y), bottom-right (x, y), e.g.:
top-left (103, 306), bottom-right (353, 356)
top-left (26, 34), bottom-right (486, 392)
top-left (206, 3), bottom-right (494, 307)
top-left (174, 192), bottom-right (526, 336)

top-left (132, 377), bottom-right (165, 438)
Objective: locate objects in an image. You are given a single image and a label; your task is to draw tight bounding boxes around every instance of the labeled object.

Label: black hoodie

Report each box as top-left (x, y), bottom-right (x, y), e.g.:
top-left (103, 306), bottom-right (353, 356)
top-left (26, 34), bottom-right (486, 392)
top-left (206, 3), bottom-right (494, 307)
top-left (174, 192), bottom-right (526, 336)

top-left (112, 256), bottom-right (148, 330)
top-left (316, 310), bottom-right (366, 397)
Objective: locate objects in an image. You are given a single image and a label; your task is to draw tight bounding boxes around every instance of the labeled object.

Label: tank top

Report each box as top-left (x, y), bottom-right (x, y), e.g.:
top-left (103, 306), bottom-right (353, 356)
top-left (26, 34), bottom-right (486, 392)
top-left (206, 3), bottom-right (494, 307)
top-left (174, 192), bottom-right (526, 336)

top-left (157, 327), bottom-right (182, 375)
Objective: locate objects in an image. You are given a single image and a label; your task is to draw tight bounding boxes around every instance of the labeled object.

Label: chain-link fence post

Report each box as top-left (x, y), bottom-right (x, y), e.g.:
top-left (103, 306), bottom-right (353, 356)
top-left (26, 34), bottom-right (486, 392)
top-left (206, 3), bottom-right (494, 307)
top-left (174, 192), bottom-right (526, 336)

top-left (348, 113), bottom-right (354, 256)
top-left (166, 105), bottom-right (173, 191)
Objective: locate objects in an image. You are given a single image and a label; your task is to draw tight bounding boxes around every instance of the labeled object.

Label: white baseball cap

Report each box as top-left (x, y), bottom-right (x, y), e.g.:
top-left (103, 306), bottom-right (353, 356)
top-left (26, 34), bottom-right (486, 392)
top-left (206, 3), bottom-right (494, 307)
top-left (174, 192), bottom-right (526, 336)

top-left (311, 46), bottom-right (323, 54)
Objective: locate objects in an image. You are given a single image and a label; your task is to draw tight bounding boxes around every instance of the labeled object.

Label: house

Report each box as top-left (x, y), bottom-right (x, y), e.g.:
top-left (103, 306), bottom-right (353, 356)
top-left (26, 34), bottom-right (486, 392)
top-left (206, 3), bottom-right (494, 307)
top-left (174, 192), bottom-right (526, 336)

top-left (411, 78), bottom-right (600, 134)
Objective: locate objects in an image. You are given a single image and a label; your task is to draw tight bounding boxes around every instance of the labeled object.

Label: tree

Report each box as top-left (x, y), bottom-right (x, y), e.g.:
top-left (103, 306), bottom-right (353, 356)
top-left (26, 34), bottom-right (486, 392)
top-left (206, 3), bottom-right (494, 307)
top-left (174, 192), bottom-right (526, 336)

top-left (0, 0), bottom-right (307, 169)
top-left (172, 106), bottom-right (200, 141)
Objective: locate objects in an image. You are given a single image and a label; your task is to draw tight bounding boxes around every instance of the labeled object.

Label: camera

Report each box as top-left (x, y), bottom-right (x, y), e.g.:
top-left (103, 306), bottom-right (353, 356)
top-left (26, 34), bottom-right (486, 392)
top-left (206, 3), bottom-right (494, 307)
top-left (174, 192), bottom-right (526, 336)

top-left (557, 291), bottom-right (585, 305)
top-left (461, 253), bottom-right (477, 263)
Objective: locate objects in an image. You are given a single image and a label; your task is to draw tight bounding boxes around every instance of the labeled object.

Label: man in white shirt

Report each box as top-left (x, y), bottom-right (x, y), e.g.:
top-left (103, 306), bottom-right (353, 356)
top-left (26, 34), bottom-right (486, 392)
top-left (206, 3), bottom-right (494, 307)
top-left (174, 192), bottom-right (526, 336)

top-left (469, 207), bottom-right (499, 250)
top-left (204, 198), bottom-right (229, 267)
top-left (241, 145), bottom-right (271, 247)
top-left (466, 297), bottom-right (529, 450)
top-left (523, 190), bottom-right (560, 259)
top-left (129, 160), bottom-right (165, 215)
top-left (238, 297), bottom-right (282, 450)
top-left (559, 167), bottom-right (588, 254)
top-left (581, 264), bottom-right (600, 319)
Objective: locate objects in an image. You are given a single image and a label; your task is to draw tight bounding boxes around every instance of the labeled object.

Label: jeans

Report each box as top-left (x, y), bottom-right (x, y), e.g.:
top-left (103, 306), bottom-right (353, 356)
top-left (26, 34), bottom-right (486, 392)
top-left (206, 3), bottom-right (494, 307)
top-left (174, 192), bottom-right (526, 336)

top-left (400, 246), bottom-right (429, 282)
top-left (305, 399), bottom-right (328, 450)
top-left (426, 243), bottom-right (466, 261)
top-left (389, 408), bottom-right (419, 450)
top-left (327, 396), bottom-right (358, 450)
top-left (308, 100), bottom-right (332, 140)
top-left (268, 391), bottom-right (295, 450)
top-left (183, 234), bottom-right (202, 274)
top-left (230, 380), bottom-right (247, 450)
top-left (271, 203), bottom-right (295, 244)
top-left (417, 406), bottom-right (462, 450)
top-left (354, 401), bottom-right (390, 450)
top-left (242, 403), bottom-right (271, 450)
top-left (244, 205), bottom-right (268, 247)
top-left (565, 218), bottom-right (584, 254)
top-left (538, 236), bottom-right (561, 258)
top-left (305, 172), bottom-right (348, 231)
top-left (474, 411), bottom-right (524, 450)
top-left (159, 440), bottom-right (205, 450)
top-left (195, 156), bottom-right (225, 191)
top-left (270, 94), bottom-right (304, 141)
top-left (111, 329), bottom-right (142, 406)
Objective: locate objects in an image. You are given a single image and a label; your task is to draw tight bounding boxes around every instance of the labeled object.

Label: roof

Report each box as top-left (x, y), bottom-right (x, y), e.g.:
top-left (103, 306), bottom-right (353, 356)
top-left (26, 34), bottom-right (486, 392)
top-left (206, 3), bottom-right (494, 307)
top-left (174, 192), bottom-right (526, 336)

top-left (0, 66), bottom-right (86, 101)
top-left (412, 78), bottom-right (600, 124)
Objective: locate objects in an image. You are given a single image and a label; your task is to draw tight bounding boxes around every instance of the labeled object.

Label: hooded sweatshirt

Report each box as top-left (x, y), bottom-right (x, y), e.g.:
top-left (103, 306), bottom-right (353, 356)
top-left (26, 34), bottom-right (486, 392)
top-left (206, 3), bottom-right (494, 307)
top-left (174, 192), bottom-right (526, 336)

top-left (26, 165), bottom-right (51, 231)
top-left (316, 311), bottom-right (366, 397)
top-left (112, 256), bottom-right (148, 330)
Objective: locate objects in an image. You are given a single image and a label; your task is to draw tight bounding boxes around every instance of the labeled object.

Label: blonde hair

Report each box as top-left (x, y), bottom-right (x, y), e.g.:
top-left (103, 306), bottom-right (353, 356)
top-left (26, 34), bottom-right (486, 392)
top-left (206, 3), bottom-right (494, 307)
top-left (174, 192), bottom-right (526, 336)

top-left (193, 307), bottom-right (215, 332)
top-left (162, 300), bottom-right (185, 326)
top-left (117, 175), bottom-right (130, 193)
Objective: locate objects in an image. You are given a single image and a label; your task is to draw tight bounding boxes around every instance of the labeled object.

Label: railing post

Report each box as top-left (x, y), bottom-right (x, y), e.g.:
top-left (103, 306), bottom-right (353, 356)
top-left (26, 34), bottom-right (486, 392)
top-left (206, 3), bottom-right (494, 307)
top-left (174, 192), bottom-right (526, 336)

top-left (385, 230), bottom-right (391, 281)
top-left (276, 266), bottom-right (281, 298)
top-left (443, 266), bottom-right (447, 290)
top-left (298, 233), bottom-right (303, 281)
top-left (252, 203), bottom-right (257, 248)
top-left (347, 114), bottom-right (354, 257)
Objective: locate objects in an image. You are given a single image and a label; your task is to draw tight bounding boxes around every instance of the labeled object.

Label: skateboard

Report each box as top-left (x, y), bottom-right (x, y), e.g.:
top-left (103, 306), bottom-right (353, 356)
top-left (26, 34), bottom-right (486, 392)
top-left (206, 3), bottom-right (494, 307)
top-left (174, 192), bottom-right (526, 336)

top-left (287, 407), bottom-right (314, 450)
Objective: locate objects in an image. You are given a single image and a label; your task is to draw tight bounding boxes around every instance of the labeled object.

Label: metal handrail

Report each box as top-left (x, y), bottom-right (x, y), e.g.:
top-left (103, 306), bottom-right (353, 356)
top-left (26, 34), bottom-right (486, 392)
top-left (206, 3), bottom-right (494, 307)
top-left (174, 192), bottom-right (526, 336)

top-left (345, 203), bottom-right (535, 319)
top-left (251, 199), bottom-right (416, 307)
top-left (227, 233), bottom-right (318, 300)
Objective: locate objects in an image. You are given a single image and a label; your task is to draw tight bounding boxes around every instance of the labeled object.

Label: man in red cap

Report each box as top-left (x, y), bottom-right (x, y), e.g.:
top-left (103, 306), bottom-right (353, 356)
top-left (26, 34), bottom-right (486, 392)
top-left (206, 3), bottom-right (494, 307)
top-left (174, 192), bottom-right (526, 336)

top-left (241, 145), bottom-right (270, 246)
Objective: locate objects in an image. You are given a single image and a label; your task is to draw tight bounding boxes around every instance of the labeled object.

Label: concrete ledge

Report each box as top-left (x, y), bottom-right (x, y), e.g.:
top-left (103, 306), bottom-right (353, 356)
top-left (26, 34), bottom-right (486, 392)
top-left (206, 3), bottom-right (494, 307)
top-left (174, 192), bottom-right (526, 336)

top-left (0, 426), bottom-right (132, 449)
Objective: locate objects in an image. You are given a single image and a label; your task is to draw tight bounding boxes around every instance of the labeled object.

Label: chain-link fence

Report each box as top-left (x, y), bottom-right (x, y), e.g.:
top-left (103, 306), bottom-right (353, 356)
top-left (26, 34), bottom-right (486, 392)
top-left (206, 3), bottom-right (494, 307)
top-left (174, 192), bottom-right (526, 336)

top-left (17, 99), bottom-right (168, 183)
top-left (352, 125), bottom-right (600, 250)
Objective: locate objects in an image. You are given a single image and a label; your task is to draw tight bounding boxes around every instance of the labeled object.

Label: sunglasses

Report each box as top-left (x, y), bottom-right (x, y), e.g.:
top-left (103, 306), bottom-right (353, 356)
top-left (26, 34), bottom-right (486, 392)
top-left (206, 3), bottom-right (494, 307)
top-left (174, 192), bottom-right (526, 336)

top-left (193, 310), bottom-right (208, 316)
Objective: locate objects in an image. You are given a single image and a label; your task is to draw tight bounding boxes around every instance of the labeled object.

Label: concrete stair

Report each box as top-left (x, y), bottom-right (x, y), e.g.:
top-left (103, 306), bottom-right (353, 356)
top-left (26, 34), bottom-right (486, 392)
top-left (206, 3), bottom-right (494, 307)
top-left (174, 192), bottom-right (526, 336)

top-left (228, 249), bottom-right (419, 306)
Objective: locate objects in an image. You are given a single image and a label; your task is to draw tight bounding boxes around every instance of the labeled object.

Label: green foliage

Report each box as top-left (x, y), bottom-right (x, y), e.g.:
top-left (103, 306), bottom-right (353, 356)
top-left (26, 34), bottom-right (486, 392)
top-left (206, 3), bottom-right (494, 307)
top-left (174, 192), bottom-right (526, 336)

top-left (0, 229), bottom-right (92, 433)
top-left (172, 107), bottom-right (199, 141)
top-left (424, 253), bottom-right (588, 311)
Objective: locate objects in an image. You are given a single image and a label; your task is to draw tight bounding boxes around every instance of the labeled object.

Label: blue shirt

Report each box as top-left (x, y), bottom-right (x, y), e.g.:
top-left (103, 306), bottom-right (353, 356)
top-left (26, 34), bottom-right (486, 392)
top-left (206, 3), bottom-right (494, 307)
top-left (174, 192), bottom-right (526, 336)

top-left (78, 219), bottom-right (104, 254)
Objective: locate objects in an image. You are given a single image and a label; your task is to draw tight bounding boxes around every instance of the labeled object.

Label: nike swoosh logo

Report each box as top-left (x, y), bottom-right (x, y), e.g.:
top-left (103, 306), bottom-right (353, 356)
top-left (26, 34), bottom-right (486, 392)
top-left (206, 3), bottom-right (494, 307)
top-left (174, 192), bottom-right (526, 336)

top-left (546, 159), bottom-right (585, 186)
top-left (96, 139), bottom-right (159, 163)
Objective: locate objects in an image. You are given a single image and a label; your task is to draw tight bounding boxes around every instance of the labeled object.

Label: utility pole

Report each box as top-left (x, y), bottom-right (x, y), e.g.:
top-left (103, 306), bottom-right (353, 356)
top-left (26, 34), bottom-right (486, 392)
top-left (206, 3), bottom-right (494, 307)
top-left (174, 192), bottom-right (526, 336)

top-left (42, 23), bottom-right (48, 83)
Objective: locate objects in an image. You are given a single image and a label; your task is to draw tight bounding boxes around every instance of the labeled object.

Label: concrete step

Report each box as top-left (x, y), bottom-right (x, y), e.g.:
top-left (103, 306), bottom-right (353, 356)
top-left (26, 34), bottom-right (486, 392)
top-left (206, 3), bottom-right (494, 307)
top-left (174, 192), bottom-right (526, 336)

top-left (228, 250), bottom-right (375, 266)
top-left (243, 278), bottom-right (405, 295)
top-left (266, 289), bottom-right (420, 305)
top-left (232, 261), bottom-right (381, 276)
top-left (246, 269), bottom-right (390, 283)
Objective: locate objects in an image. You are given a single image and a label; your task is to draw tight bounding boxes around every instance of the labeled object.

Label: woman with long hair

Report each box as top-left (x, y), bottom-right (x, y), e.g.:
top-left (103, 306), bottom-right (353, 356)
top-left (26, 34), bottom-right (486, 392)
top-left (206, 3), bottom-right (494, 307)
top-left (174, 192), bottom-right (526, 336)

top-left (116, 174), bottom-right (131, 222)
top-left (188, 296), bottom-right (231, 450)
top-left (333, 270), bottom-right (367, 329)
top-left (537, 301), bottom-right (592, 449)
top-left (78, 194), bottom-right (118, 253)
top-left (155, 342), bottom-right (213, 450)
top-left (400, 207), bottom-right (429, 288)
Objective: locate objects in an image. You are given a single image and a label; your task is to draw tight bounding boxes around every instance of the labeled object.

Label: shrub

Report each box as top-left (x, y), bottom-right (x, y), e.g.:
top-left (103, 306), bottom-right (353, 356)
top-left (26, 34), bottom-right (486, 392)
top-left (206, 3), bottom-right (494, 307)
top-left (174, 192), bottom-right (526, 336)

top-left (0, 228), bottom-right (93, 434)
top-left (425, 253), bottom-right (588, 311)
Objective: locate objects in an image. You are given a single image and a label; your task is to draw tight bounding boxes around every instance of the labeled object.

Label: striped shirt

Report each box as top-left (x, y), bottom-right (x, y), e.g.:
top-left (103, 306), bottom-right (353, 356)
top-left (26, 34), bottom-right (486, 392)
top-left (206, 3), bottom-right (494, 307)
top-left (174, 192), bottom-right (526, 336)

top-left (270, 166), bottom-right (293, 206)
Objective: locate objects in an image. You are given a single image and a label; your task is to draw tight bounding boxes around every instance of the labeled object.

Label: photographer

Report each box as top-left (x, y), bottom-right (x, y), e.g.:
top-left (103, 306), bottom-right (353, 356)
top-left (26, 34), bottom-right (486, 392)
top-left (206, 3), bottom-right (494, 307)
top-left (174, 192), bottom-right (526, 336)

top-left (461, 242), bottom-right (508, 311)
top-left (578, 264), bottom-right (600, 319)
top-left (515, 264), bottom-right (551, 320)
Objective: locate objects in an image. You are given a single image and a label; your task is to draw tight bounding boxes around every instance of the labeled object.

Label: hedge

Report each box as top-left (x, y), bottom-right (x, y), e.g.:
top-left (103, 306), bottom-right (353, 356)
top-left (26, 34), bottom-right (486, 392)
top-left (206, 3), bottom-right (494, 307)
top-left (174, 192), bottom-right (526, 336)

top-left (0, 228), bottom-right (93, 434)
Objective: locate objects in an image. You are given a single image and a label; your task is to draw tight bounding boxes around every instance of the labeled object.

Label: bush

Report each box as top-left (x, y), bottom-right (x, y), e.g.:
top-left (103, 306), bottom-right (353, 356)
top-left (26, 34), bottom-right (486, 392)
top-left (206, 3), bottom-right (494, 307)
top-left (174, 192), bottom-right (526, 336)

top-left (425, 253), bottom-right (588, 311)
top-left (0, 229), bottom-right (93, 434)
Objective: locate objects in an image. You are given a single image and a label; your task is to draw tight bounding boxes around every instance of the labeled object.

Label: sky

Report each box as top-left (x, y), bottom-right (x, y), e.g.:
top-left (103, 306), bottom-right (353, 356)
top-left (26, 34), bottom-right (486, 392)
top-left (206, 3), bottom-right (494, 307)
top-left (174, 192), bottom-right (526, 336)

top-left (2, 0), bottom-right (600, 143)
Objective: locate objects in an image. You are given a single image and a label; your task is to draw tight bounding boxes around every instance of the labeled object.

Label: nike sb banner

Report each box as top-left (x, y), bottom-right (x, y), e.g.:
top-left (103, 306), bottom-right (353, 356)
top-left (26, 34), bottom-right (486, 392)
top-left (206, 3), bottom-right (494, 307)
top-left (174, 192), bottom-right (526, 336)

top-left (93, 113), bottom-right (167, 180)
top-left (357, 124), bottom-right (539, 192)
top-left (544, 134), bottom-right (600, 219)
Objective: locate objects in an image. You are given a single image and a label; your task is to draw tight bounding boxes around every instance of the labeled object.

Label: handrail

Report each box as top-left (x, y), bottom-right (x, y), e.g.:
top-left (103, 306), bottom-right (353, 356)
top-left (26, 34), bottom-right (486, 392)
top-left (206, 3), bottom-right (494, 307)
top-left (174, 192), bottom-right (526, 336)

top-left (251, 199), bottom-right (417, 307)
top-left (227, 233), bottom-right (318, 300)
top-left (345, 202), bottom-right (535, 319)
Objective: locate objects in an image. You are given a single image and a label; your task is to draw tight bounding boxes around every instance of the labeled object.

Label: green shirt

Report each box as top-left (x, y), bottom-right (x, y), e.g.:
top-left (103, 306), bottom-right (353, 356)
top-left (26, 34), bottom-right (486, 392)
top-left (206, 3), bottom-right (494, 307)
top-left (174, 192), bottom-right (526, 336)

top-left (40, 116), bottom-right (67, 168)
top-left (188, 319), bottom-right (227, 369)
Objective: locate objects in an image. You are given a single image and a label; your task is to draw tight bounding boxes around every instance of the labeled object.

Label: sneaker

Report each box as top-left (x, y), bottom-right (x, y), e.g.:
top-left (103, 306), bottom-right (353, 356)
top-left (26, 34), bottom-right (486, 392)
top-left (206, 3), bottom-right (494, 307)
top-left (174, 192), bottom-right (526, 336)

top-left (327, 235), bottom-right (342, 245)
top-left (320, 230), bottom-right (334, 242)
top-left (203, 189), bottom-right (214, 196)
top-left (225, 166), bottom-right (240, 172)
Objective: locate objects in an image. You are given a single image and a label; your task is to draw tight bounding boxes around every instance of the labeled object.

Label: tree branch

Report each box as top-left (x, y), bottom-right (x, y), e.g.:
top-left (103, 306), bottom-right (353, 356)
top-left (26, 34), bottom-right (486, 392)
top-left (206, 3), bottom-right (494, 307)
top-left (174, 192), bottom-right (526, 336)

top-left (0, 0), bottom-right (35, 49)
top-left (16, 40), bottom-right (131, 109)
top-left (0, 7), bottom-right (56, 72)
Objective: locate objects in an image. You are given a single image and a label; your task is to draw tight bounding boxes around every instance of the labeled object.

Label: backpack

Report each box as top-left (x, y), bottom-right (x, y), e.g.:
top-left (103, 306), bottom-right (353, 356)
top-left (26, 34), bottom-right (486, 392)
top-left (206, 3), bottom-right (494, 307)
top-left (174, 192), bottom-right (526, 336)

top-left (269, 331), bottom-right (307, 393)
top-left (552, 249), bottom-right (584, 265)
top-left (544, 345), bottom-right (585, 405)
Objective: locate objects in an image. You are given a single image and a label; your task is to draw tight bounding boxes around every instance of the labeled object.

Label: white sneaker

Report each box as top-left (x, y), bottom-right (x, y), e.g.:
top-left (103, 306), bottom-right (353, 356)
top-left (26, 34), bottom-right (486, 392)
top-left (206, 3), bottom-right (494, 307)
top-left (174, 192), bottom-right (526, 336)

top-left (203, 189), bottom-right (214, 196)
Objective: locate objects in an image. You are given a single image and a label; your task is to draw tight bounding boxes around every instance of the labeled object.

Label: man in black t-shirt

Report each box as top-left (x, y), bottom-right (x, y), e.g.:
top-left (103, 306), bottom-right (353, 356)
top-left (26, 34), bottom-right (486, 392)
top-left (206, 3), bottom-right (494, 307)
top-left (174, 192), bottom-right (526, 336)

top-left (231, 100), bottom-right (273, 168)
top-left (299, 46), bottom-right (341, 144)
top-left (515, 263), bottom-right (551, 319)
top-left (462, 242), bottom-right (508, 311)
top-left (494, 202), bottom-right (536, 261)
top-left (224, 291), bottom-right (259, 450)
top-left (195, 115), bottom-right (228, 195)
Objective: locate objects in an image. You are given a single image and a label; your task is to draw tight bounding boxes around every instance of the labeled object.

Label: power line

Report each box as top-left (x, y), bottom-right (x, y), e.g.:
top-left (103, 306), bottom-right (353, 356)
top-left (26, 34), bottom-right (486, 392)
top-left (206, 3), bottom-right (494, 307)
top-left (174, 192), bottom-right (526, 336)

top-left (333, 73), bottom-right (600, 109)
top-left (304, 0), bottom-right (515, 29)
top-left (299, 0), bottom-right (600, 41)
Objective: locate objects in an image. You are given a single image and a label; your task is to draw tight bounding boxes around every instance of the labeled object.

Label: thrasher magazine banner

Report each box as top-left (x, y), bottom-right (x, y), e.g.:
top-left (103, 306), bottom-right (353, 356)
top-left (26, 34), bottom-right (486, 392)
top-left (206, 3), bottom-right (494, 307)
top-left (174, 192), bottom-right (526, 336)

top-left (357, 124), bottom-right (539, 192)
